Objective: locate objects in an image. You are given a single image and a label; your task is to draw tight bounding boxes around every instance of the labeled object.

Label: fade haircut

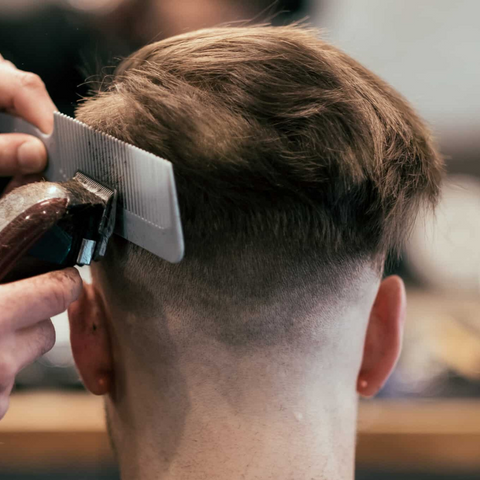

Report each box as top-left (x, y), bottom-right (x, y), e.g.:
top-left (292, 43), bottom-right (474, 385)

top-left (76, 26), bottom-right (443, 348)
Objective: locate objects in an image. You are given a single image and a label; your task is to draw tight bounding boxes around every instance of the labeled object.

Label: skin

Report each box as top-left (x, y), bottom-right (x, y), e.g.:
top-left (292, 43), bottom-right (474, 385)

top-left (69, 268), bottom-right (406, 480)
top-left (0, 56), bottom-right (83, 419)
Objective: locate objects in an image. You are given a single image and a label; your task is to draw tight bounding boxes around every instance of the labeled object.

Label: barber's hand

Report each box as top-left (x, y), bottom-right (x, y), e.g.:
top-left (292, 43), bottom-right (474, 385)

top-left (0, 53), bottom-right (57, 190)
top-left (0, 58), bottom-right (78, 420)
top-left (0, 268), bottom-right (82, 419)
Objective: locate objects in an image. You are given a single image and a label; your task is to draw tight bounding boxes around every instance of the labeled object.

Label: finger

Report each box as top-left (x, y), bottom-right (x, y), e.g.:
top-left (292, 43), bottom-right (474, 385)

top-left (0, 133), bottom-right (47, 175)
top-left (0, 331), bottom-right (14, 390)
top-left (0, 319), bottom-right (54, 392)
top-left (0, 268), bottom-right (83, 333)
top-left (0, 63), bottom-right (57, 134)
top-left (0, 56), bottom-right (16, 70)
top-left (0, 394), bottom-right (10, 420)
top-left (15, 318), bottom-right (56, 372)
top-left (0, 349), bottom-right (15, 393)
top-left (0, 378), bottom-right (14, 395)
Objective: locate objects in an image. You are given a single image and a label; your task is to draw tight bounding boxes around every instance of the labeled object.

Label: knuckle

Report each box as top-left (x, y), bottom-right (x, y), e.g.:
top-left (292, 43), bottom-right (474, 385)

top-left (17, 71), bottom-right (45, 90)
top-left (46, 271), bottom-right (80, 313)
top-left (0, 59), bottom-right (15, 72)
top-left (36, 320), bottom-right (56, 356)
top-left (1, 59), bottom-right (16, 70)
top-left (47, 280), bottom-right (70, 314)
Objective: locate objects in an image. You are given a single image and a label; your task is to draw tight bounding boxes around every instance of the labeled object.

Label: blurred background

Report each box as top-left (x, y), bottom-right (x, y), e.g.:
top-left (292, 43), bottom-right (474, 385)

top-left (1, 0), bottom-right (480, 479)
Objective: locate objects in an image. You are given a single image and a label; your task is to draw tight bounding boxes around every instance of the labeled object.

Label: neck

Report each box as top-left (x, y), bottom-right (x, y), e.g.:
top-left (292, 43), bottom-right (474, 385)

top-left (105, 340), bottom-right (359, 480)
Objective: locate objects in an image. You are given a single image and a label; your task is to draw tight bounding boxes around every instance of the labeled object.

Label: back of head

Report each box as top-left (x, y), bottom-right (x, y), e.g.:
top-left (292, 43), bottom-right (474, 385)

top-left (76, 25), bottom-right (442, 354)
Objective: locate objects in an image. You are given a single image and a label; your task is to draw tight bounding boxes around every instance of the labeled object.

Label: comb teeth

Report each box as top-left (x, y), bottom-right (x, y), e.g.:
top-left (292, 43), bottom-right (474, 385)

top-left (50, 112), bottom-right (172, 229)
top-left (0, 111), bottom-right (184, 262)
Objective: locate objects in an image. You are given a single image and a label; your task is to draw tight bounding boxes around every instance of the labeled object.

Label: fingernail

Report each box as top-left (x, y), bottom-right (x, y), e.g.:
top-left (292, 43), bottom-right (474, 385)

top-left (17, 140), bottom-right (46, 173)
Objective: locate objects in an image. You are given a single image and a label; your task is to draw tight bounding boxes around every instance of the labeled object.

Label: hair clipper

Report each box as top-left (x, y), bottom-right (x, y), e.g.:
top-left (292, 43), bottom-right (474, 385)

top-left (0, 173), bottom-right (116, 283)
top-left (0, 111), bottom-right (184, 283)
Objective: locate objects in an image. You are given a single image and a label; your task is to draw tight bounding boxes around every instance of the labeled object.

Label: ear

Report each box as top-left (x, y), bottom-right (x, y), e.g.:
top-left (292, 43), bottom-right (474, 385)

top-left (68, 283), bottom-right (114, 396)
top-left (357, 275), bottom-right (406, 398)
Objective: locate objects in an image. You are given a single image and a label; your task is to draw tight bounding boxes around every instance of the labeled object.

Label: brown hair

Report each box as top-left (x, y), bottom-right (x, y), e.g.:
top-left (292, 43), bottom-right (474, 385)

top-left (77, 25), bottom-right (443, 346)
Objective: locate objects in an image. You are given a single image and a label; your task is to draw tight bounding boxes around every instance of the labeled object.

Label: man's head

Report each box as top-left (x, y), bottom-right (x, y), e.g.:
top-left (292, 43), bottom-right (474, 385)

top-left (67, 25), bottom-right (442, 477)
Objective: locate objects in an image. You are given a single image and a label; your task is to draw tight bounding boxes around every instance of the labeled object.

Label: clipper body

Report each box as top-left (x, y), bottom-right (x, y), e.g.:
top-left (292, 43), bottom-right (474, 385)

top-left (0, 173), bottom-right (116, 283)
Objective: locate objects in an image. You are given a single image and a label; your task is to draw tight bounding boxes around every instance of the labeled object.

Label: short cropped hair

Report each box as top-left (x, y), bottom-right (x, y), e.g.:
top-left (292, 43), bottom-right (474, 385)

top-left (76, 26), bottom-right (443, 347)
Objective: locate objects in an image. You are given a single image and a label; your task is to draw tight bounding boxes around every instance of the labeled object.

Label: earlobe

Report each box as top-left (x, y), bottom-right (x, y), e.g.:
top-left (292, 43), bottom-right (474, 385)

top-left (357, 275), bottom-right (406, 398)
top-left (68, 283), bottom-right (114, 396)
